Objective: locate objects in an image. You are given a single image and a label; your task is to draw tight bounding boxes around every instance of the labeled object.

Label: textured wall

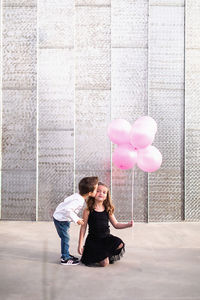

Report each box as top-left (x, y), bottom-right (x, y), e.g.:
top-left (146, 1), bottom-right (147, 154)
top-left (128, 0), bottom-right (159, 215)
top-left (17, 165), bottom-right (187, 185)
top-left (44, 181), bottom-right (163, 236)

top-left (111, 0), bottom-right (148, 222)
top-left (185, 0), bottom-right (200, 221)
top-left (1, 0), bottom-right (37, 220)
top-left (148, 1), bottom-right (185, 221)
top-left (0, 0), bottom-right (199, 222)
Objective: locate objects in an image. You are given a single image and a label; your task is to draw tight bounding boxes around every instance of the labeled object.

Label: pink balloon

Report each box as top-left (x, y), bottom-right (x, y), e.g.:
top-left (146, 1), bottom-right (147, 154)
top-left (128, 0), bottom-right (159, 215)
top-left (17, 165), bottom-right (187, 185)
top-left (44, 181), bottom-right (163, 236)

top-left (108, 119), bottom-right (132, 145)
top-left (137, 145), bottom-right (162, 172)
top-left (133, 116), bottom-right (157, 134)
top-left (112, 144), bottom-right (137, 170)
top-left (129, 125), bottom-right (155, 149)
top-left (129, 116), bottom-right (157, 149)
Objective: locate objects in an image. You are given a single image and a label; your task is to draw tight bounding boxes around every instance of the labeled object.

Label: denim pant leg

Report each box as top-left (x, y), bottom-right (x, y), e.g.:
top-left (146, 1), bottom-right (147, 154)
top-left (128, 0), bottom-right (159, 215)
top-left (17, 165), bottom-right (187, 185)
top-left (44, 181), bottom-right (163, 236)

top-left (53, 218), bottom-right (70, 260)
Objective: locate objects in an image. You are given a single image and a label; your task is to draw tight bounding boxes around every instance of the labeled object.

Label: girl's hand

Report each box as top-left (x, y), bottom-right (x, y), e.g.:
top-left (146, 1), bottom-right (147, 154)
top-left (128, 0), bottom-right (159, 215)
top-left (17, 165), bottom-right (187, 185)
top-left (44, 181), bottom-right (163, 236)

top-left (128, 220), bottom-right (134, 227)
top-left (78, 245), bottom-right (83, 255)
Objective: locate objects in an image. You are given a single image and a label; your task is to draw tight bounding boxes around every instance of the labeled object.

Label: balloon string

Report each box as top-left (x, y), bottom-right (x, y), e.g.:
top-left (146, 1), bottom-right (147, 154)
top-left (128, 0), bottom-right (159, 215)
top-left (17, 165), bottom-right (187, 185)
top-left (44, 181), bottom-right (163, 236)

top-left (131, 166), bottom-right (134, 239)
top-left (131, 166), bottom-right (134, 221)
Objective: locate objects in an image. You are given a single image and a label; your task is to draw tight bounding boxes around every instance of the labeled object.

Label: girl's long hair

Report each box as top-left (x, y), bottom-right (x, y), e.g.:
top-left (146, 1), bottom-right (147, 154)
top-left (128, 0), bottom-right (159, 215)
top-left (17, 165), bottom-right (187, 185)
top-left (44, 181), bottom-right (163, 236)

top-left (87, 182), bottom-right (114, 215)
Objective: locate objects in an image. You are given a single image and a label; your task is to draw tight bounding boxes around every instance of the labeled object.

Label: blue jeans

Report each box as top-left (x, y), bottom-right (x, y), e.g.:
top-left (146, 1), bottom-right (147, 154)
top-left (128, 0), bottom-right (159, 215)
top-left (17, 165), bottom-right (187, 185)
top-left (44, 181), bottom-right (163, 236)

top-left (53, 217), bottom-right (70, 260)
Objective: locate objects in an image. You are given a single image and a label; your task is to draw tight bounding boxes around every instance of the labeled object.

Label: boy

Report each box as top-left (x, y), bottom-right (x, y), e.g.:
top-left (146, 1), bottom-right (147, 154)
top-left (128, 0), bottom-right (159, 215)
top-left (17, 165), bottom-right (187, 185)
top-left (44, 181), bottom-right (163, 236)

top-left (53, 176), bottom-right (98, 265)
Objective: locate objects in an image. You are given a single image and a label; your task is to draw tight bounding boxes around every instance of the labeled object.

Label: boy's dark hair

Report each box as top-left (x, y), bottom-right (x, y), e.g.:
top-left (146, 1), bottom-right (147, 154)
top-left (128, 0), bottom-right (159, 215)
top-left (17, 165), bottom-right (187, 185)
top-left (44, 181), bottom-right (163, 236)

top-left (78, 176), bottom-right (98, 195)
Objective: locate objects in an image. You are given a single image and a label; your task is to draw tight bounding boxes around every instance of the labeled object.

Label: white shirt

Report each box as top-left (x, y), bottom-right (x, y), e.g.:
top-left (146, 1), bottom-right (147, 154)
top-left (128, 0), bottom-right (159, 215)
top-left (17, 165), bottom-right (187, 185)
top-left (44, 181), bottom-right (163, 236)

top-left (53, 193), bottom-right (85, 223)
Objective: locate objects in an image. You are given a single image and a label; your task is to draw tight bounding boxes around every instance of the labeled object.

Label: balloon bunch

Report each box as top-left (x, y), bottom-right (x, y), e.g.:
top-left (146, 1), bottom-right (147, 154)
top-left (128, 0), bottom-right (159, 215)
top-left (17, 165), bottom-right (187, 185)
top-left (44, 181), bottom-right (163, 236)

top-left (107, 116), bottom-right (162, 172)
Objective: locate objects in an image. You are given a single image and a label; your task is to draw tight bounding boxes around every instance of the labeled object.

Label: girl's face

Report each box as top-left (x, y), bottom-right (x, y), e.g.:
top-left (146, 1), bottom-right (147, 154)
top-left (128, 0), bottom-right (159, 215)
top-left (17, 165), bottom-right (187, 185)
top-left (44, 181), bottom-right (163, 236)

top-left (95, 185), bottom-right (108, 202)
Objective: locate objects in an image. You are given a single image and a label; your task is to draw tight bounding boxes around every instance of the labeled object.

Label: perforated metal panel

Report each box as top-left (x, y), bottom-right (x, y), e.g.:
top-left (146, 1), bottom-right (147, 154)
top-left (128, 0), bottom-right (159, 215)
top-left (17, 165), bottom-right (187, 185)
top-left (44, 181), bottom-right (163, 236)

top-left (39, 0), bottom-right (74, 49)
top-left (3, 0), bottom-right (36, 7)
top-left (38, 130), bottom-right (74, 220)
top-left (1, 171), bottom-right (36, 220)
top-left (112, 0), bottom-right (148, 48)
top-left (1, 2), bottom-right (37, 220)
top-left (75, 90), bottom-right (111, 172)
top-left (2, 90), bottom-right (36, 170)
top-left (111, 0), bottom-right (148, 222)
top-left (38, 49), bottom-right (74, 130)
top-left (150, 0), bottom-right (184, 5)
top-left (38, 0), bottom-right (74, 221)
top-left (2, 5), bottom-right (37, 89)
top-left (75, 0), bottom-right (110, 6)
top-left (148, 2), bottom-right (185, 221)
top-left (75, 3), bottom-right (111, 195)
top-left (185, 0), bottom-right (200, 221)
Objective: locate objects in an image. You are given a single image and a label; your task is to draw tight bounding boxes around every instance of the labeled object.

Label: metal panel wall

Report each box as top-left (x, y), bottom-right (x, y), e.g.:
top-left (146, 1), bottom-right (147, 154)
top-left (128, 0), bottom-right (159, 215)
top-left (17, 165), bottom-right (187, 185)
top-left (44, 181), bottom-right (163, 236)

top-left (75, 2), bottom-right (111, 189)
top-left (38, 0), bottom-right (74, 220)
top-left (185, 0), bottom-right (200, 221)
top-left (0, 0), bottom-right (200, 222)
top-left (1, 1), bottom-right (37, 220)
top-left (111, 0), bottom-right (148, 221)
top-left (148, 0), bottom-right (185, 221)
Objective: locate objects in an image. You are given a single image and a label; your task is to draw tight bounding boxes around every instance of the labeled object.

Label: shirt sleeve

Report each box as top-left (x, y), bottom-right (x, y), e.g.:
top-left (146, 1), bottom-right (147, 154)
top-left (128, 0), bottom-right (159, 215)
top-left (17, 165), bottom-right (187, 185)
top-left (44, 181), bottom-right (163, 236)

top-left (66, 209), bottom-right (80, 223)
top-left (65, 198), bottom-right (84, 223)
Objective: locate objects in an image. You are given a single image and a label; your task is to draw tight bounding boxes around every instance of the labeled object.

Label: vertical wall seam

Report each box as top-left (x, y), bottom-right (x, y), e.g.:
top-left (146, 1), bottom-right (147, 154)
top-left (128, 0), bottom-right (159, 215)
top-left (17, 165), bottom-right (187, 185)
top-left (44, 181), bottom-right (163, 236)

top-left (0, 0), bottom-right (2, 219)
top-left (110, 0), bottom-right (112, 196)
top-left (147, 0), bottom-right (150, 223)
top-left (36, 0), bottom-right (39, 221)
top-left (73, 1), bottom-right (76, 194)
top-left (183, 0), bottom-right (187, 221)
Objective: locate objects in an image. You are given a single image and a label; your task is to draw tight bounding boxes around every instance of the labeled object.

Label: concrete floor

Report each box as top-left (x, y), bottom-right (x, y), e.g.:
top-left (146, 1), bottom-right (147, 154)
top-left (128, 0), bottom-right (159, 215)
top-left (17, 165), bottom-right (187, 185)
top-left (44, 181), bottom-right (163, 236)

top-left (0, 221), bottom-right (200, 300)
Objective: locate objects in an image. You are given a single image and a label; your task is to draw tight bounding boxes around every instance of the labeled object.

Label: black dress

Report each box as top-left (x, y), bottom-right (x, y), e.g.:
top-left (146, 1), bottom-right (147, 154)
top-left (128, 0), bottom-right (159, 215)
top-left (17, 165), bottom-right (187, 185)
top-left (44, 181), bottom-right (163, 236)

top-left (81, 210), bottom-right (125, 265)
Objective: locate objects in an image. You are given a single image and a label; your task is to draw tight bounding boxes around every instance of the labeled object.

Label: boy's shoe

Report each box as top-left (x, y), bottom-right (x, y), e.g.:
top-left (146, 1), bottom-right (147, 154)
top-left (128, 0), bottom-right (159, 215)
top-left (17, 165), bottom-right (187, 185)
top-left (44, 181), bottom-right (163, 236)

top-left (61, 254), bottom-right (79, 261)
top-left (69, 254), bottom-right (79, 261)
top-left (60, 257), bottom-right (79, 266)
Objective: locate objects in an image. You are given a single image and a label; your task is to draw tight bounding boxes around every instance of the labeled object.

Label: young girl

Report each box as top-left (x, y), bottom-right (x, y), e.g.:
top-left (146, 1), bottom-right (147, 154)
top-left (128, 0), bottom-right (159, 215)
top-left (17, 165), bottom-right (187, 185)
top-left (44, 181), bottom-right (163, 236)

top-left (78, 182), bottom-right (133, 267)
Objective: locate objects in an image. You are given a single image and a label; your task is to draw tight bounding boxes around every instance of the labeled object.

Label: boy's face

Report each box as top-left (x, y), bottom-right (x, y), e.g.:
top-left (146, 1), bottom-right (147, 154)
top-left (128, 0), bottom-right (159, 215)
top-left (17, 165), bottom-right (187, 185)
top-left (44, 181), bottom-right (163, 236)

top-left (90, 184), bottom-right (98, 197)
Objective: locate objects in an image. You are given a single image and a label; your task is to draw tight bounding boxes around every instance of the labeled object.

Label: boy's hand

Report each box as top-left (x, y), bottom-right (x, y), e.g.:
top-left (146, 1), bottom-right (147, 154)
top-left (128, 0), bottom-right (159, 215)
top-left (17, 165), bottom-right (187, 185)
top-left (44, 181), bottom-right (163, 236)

top-left (77, 219), bottom-right (84, 226)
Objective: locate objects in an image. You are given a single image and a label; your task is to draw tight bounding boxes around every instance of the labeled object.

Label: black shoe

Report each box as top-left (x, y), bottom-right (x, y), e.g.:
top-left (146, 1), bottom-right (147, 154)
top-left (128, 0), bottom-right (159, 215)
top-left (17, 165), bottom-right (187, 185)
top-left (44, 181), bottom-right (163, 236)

top-left (69, 254), bottom-right (79, 261)
top-left (109, 257), bottom-right (115, 264)
top-left (60, 257), bottom-right (79, 265)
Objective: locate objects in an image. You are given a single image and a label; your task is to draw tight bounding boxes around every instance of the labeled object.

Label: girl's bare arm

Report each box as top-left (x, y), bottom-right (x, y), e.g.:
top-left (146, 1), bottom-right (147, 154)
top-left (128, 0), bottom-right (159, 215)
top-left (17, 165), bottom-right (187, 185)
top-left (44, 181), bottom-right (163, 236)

top-left (78, 208), bottom-right (89, 255)
top-left (109, 213), bottom-right (133, 229)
